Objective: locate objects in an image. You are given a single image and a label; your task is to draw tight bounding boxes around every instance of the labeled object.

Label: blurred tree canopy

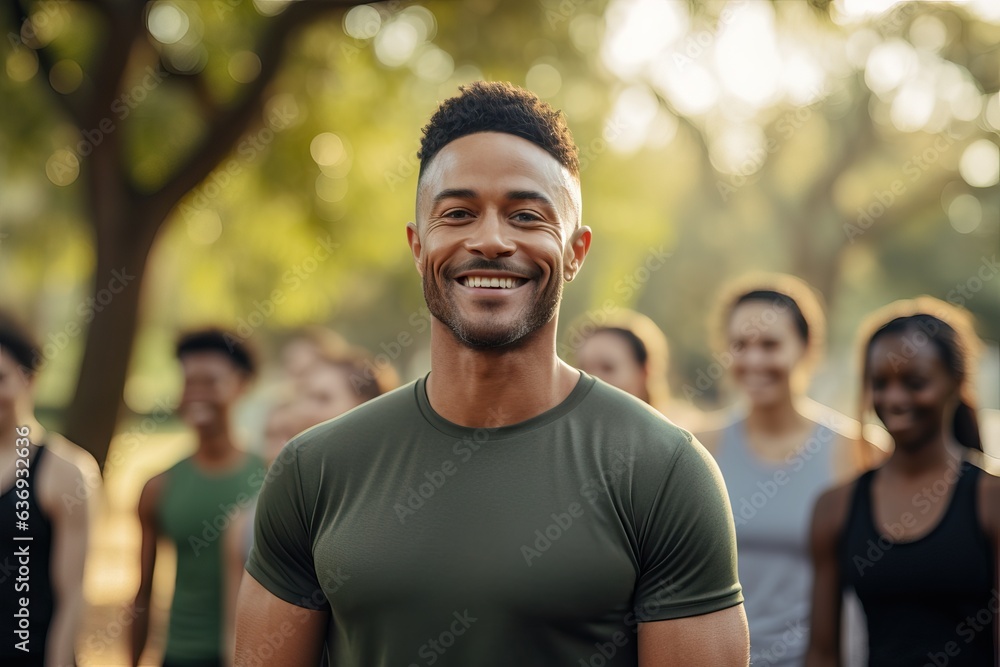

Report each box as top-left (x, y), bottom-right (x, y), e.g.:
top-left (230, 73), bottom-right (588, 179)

top-left (1, 0), bottom-right (998, 467)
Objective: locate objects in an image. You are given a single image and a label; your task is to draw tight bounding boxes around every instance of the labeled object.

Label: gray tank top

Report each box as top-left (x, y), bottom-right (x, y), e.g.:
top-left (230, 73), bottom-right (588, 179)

top-left (714, 420), bottom-right (837, 667)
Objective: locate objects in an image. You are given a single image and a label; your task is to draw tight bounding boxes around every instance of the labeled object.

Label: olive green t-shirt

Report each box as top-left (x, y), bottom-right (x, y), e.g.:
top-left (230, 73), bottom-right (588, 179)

top-left (246, 372), bottom-right (742, 666)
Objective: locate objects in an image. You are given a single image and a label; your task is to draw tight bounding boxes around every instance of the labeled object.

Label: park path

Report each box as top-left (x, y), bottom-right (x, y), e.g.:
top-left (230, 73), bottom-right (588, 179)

top-left (77, 432), bottom-right (190, 666)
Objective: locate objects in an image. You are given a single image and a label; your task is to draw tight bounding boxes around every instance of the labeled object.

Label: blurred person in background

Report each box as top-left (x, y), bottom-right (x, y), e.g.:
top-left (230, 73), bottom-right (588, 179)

top-left (222, 342), bottom-right (397, 656)
top-left (292, 343), bottom-right (398, 430)
top-left (807, 297), bottom-right (999, 667)
top-left (570, 308), bottom-right (703, 430)
top-left (695, 275), bottom-right (881, 667)
top-left (131, 329), bottom-right (265, 667)
top-left (0, 311), bottom-right (100, 667)
top-left (277, 326), bottom-right (351, 391)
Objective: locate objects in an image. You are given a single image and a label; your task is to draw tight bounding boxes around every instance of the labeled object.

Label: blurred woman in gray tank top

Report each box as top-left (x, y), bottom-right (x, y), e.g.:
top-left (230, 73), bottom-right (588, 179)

top-left (695, 274), bottom-right (884, 666)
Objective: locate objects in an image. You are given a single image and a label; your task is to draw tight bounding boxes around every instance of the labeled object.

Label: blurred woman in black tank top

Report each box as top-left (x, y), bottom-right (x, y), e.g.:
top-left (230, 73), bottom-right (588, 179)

top-left (0, 311), bottom-right (100, 667)
top-left (807, 297), bottom-right (999, 666)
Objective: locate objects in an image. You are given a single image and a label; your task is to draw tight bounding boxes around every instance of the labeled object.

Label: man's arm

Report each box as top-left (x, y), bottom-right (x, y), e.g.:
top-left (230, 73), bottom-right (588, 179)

top-left (42, 451), bottom-right (97, 667)
top-left (638, 605), bottom-right (749, 666)
top-left (235, 572), bottom-right (328, 666)
top-left (130, 474), bottom-right (164, 667)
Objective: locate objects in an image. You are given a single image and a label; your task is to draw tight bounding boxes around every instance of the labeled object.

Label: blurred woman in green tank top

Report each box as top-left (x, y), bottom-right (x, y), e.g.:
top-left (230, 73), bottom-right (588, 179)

top-left (130, 329), bottom-right (265, 667)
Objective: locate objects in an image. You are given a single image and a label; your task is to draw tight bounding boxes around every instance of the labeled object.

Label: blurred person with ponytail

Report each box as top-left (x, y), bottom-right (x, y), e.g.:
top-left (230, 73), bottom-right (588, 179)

top-left (695, 274), bottom-right (880, 667)
top-left (806, 297), bottom-right (999, 666)
top-left (570, 308), bottom-right (702, 430)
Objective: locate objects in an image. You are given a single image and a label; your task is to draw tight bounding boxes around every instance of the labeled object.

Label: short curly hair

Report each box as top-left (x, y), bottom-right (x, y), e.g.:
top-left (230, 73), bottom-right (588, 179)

top-left (176, 328), bottom-right (257, 377)
top-left (417, 81), bottom-right (579, 179)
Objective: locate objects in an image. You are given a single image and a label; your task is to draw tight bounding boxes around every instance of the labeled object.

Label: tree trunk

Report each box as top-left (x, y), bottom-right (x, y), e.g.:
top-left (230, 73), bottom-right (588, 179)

top-left (62, 147), bottom-right (160, 469)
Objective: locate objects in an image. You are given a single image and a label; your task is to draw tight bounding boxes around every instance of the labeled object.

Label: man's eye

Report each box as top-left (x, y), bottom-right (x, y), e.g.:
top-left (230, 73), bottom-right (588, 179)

top-left (512, 211), bottom-right (542, 222)
top-left (444, 209), bottom-right (472, 219)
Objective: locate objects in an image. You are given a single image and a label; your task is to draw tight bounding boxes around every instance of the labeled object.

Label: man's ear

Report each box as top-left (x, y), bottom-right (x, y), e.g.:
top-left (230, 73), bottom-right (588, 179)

top-left (563, 225), bottom-right (592, 282)
top-left (406, 222), bottom-right (423, 277)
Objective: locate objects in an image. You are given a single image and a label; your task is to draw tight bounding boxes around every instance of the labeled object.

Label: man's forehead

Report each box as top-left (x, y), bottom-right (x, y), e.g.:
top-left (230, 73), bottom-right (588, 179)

top-left (418, 132), bottom-right (580, 208)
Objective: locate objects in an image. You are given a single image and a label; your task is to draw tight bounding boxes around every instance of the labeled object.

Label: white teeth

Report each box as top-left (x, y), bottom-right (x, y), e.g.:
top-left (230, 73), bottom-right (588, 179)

top-left (462, 276), bottom-right (518, 289)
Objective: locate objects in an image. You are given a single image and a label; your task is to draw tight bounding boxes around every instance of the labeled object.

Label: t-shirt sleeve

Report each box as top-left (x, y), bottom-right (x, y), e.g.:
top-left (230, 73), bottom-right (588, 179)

top-left (244, 440), bottom-right (330, 610)
top-left (632, 432), bottom-right (743, 621)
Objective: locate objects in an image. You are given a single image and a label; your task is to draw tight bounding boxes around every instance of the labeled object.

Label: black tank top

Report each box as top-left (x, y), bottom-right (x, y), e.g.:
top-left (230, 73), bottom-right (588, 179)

top-left (0, 445), bottom-right (56, 664)
top-left (840, 459), bottom-right (997, 666)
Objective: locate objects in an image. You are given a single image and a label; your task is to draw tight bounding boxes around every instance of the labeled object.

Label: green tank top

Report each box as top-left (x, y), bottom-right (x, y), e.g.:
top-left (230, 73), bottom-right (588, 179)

top-left (158, 452), bottom-right (266, 661)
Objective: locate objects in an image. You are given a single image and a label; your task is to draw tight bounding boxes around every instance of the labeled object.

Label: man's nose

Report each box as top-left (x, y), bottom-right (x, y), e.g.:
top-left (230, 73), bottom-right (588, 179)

top-left (464, 210), bottom-right (516, 258)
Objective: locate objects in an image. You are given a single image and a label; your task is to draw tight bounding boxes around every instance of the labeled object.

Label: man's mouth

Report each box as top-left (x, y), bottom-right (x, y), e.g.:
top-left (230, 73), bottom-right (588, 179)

top-left (457, 275), bottom-right (529, 289)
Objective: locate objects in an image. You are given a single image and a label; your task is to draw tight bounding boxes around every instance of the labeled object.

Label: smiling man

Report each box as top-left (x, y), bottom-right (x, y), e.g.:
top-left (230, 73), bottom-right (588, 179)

top-left (236, 81), bottom-right (749, 667)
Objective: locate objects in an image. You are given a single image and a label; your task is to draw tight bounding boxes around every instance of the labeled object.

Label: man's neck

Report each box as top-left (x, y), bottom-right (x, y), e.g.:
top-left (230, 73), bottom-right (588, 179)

top-left (426, 319), bottom-right (580, 428)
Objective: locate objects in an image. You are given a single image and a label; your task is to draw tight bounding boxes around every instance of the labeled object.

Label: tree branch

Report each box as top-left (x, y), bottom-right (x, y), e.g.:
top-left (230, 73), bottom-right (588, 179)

top-left (84, 1), bottom-right (147, 130)
top-left (145, 0), bottom-right (368, 216)
top-left (11, 0), bottom-right (86, 127)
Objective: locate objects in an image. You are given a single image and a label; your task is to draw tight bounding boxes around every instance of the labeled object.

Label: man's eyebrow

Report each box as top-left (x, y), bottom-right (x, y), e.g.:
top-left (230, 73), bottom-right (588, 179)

top-left (432, 188), bottom-right (477, 204)
top-left (506, 190), bottom-right (555, 209)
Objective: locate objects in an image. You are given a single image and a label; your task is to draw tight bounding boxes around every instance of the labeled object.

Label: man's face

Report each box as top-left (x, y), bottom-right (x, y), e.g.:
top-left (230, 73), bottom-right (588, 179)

top-left (408, 132), bottom-right (589, 350)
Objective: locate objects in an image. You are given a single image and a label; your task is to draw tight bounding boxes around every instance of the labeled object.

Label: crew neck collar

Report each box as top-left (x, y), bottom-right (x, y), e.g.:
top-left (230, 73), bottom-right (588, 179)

top-left (415, 370), bottom-right (596, 441)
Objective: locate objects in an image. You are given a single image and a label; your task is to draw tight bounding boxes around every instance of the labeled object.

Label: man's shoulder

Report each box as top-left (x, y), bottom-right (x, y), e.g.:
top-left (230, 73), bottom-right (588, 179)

top-left (581, 378), bottom-right (696, 458)
top-left (585, 377), bottom-right (688, 428)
